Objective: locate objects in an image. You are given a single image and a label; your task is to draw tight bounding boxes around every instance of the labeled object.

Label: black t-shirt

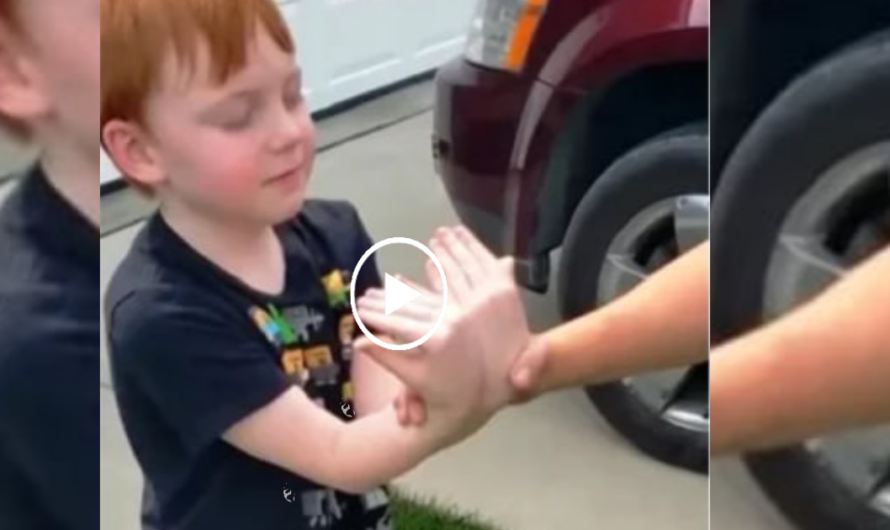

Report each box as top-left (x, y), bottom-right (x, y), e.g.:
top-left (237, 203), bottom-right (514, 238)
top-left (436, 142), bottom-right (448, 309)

top-left (104, 201), bottom-right (393, 530)
top-left (0, 165), bottom-right (99, 530)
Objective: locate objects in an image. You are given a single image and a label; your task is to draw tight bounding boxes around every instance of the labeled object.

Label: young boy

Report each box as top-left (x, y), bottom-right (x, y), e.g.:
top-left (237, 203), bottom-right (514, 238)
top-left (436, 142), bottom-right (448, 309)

top-left (101, 1), bottom-right (515, 529)
top-left (0, 0), bottom-right (98, 529)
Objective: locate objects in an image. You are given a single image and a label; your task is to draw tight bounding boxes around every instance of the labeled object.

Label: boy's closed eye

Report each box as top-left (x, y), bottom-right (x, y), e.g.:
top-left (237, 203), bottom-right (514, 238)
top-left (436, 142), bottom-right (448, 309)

top-left (201, 68), bottom-right (303, 131)
top-left (202, 94), bottom-right (259, 131)
top-left (283, 80), bottom-right (303, 111)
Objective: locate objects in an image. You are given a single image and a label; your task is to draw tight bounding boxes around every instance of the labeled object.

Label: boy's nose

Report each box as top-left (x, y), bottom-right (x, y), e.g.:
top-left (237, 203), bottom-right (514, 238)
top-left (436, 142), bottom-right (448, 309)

top-left (270, 115), bottom-right (305, 153)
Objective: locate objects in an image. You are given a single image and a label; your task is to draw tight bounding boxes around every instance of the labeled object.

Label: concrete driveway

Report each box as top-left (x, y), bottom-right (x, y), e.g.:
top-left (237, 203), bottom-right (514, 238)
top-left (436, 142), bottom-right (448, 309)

top-left (712, 460), bottom-right (797, 530)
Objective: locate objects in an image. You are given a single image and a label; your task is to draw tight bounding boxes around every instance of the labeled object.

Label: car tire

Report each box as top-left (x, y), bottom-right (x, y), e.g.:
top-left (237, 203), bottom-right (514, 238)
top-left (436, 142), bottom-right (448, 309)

top-left (711, 32), bottom-right (890, 530)
top-left (558, 125), bottom-right (709, 474)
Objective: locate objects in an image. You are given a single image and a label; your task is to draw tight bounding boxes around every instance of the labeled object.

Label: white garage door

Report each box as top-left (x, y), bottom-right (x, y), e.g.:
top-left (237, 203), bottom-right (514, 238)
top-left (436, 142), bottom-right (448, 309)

top-left (101, 0), bottom-right (476, 185)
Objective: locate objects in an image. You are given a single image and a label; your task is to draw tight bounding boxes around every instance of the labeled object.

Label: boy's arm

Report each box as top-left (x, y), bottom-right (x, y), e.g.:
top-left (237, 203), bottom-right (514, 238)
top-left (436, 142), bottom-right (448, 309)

top-left (526, 242), bottom-right (709, 394)
top-left (110, 290), bottom-right (456, 498)
top-left (710, 246), bottom-right (890, 455)
top-left (223, 386), bottom-right (446, 494)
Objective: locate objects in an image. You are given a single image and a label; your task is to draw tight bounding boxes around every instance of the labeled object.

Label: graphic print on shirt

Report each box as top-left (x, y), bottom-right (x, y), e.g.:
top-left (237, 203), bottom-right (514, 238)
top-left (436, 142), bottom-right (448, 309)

top-left (283, 486), bottom-right (296, 503)
top-left (303, 345), bottom-right (340, 387)
top-left (281, 347), bottom-right (310, 386)
top-left (249, 306), bottom-right (287, 348)
top-left (285, 306), bottom-right (325, 344)
top-left (358, 487), bottom-right (393, 530)
top-left (247, 259), bottom-right (390, 525)
top-left (338, 314), bottom-right (356, 361)
top-left (321, 269), bottom-right (350, 309)
top-left (252, 304), bottom-right (311, 385)
top-left (250, 300), bottom-right (341, 389)
top-left (301, 488), bottom-right (345, 529)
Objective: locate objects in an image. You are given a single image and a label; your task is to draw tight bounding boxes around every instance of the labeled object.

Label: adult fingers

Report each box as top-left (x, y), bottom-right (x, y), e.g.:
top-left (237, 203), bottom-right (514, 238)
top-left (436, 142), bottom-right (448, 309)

top-left (454, 226), bottom-right (499, 273)
top-left (394, 393), bottom-right (411, 426)
top-left (430, 235), bottom-right (471, 305)
top-left (407, 394), bottom-right (427, 425)
top-left (437, 228), bottom-right (484, 290)
top-left (509, 337), bottom-right (548, 404)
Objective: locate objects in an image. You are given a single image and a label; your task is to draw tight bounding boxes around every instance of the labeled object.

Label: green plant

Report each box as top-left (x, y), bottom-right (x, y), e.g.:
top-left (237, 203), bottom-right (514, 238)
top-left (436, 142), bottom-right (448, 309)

top-left (391, 490), bottom-right (504, 530)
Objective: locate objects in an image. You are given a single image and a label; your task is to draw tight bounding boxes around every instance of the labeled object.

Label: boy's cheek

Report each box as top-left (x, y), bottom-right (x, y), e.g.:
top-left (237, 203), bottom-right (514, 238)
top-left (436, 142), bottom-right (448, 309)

top-left (212, 158), bottom-right (267, 200)
top-left (184, 135), bottom-right (258, 189)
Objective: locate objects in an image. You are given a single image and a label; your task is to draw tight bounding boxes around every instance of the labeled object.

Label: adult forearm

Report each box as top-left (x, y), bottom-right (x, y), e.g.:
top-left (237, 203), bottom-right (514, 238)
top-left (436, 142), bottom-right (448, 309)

top-left (537, 242), bottom-right (709, 393)
top-left (711, 247), bottom-right (890, 455)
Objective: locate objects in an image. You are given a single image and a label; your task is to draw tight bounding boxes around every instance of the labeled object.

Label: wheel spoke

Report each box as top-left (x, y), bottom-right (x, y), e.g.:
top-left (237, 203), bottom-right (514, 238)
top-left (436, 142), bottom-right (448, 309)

top-left (597, 253), bottom-right (647, 305)
top-left (869, 452), bottom-right (890, 509)
top-left (805, 428), bottom-right (890, 509)
top-left (764, 235), bottom-right (845, 318)
top-left (673, 195), bottom-right (710, 253)
top-left (660, 364), bottom-right (709, 431)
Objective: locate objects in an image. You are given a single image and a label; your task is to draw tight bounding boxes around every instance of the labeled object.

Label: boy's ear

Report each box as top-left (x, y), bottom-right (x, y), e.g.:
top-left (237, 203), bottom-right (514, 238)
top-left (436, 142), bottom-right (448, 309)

top-left (0, 31), bottom-right (51, 123)
top-left (102, 120), bottom-right (167, 188)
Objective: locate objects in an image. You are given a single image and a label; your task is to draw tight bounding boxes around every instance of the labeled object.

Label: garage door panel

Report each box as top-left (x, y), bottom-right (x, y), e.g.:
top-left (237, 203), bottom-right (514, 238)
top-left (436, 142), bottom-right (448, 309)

top-left (276, 0), bottom-right (327, 109)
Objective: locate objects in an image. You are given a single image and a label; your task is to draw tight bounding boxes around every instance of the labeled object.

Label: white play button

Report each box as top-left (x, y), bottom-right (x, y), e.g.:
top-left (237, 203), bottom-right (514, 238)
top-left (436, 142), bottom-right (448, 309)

top-left (384, 273), bottom-right (421, 316)
top-left (350, 237), bottom-right (449, 351)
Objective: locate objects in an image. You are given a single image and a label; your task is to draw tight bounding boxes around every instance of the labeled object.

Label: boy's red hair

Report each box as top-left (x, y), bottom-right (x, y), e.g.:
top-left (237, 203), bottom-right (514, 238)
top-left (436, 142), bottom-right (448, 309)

top-left (101, 0), bottom-right (294, 128)
top-left (101, 0), bottom-right (294, 190)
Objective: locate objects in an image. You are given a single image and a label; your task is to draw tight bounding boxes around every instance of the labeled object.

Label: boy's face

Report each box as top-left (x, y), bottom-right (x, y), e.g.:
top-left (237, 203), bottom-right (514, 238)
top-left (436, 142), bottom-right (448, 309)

top-left (0, 0), bottom-right (99, 154)
top-left (141, 28), bottom-right (316, 226)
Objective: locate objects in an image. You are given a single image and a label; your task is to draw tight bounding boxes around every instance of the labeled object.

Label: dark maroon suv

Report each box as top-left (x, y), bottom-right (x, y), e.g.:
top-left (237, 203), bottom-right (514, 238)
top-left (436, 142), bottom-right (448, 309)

top-left (433, 0), bottom-right (708, 292)
top-left (433, 0), bottom-right (710, 476)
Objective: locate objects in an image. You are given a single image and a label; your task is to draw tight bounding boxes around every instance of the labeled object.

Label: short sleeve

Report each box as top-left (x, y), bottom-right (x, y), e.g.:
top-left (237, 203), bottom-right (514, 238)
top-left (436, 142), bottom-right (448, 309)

top-left (107, 288), bottom-right (292, 455)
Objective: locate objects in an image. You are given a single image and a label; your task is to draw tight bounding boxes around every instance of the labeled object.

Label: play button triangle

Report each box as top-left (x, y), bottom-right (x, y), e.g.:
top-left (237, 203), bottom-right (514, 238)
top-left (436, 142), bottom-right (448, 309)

top-left (384, 273), bottom-right (421, 316)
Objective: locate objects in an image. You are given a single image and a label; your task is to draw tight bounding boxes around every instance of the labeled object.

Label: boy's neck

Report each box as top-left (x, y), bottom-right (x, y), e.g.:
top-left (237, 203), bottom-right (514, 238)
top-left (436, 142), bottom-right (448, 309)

top-left (39, 142), bottom-right (99, 228)
top-left (159, 202), bottom-right (286, 294)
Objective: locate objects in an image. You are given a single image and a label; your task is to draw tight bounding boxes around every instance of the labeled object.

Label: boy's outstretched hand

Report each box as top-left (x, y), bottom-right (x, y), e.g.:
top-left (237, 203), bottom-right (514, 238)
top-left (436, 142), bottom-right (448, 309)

top-left (354, 226), bottom-right (545, 429)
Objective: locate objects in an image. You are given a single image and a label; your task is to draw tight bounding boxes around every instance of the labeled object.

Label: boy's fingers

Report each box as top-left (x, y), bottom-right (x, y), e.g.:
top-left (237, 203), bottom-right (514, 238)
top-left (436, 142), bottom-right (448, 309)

top-left (394, 274), bottom-right (435, 298)
top-left (356, 307), bottom-right (429, 342)
top-left (353, 336), bottom-right (373, 350)
top-left (358, 294), bottom-right (439, 321)
top-left (360, 287), bottom-right (441, 312)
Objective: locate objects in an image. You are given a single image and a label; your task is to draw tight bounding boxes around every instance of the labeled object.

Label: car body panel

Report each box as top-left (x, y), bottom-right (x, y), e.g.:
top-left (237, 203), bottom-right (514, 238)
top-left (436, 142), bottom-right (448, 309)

top-left (434, 0), bottom-right (708, 282)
